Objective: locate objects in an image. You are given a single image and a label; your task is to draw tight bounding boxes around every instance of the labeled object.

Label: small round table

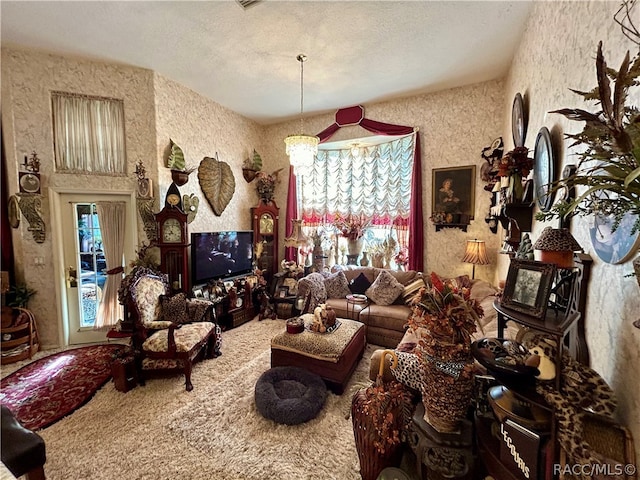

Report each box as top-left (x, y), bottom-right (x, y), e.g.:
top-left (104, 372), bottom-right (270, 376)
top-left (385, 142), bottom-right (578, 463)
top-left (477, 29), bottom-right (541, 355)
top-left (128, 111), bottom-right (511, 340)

top-left (346, 294), bottom-right (369, 321)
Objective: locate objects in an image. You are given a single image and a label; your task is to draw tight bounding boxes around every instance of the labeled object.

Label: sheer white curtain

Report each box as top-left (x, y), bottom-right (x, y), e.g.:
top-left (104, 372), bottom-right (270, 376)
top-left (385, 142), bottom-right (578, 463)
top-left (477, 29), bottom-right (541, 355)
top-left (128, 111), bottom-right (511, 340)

top-left (51, 92), bottom-right (126, 174)
top-left (299, 133), bottom-right (415, 226)
top-left (94, 202), bottom-right (126, 329)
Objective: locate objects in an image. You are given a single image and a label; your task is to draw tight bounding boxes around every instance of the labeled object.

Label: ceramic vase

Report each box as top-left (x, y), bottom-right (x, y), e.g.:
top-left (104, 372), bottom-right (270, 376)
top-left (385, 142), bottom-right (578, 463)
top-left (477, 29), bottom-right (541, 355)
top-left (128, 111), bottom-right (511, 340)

top-left (360, 251), bottom-right (369, 267)
top-left (348, 238), bottom-right (364, 256)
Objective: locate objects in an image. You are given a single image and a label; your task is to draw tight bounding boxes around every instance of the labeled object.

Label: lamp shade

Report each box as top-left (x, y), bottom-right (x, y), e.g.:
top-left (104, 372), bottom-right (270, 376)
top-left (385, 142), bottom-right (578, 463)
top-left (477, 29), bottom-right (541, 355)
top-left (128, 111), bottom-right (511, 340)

top-left (533, 227), bottom-right (582, 268)
top-left (284, 219), bottom-right (310, 248)
top-left (461, 239), bottom-right (490, 266)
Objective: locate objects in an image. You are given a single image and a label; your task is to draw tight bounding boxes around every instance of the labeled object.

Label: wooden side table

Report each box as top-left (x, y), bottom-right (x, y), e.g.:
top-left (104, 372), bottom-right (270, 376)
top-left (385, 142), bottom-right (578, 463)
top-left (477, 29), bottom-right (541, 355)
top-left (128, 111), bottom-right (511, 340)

top-left (406, 402), bottom-right (474, 480)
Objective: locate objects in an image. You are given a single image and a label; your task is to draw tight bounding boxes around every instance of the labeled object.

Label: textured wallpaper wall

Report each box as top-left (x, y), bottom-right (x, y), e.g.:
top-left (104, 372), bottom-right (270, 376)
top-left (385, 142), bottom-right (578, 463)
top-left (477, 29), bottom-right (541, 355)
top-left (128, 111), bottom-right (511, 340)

top-left (1, 47), bottom-right (157, 347)
top-left (501, 1), bottom-right (640, 454)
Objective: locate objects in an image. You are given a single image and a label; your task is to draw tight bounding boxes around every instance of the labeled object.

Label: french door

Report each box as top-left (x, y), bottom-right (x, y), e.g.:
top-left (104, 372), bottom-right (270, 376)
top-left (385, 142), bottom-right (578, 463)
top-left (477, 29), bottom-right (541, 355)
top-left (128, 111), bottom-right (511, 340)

top-left (58, 192), bottom-right (136, 345)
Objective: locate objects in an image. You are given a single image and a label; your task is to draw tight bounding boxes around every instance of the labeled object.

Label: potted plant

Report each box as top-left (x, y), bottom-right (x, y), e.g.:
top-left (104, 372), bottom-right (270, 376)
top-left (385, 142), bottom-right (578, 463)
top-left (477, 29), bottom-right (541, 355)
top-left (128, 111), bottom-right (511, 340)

top-left (7, 283), bottom-right (37, 308)
top-left (167, 139), bottom-right (196, 186)
top-left (536, 42), bottom-right (640, 233)
top-left (242, 149), bottom-right (263, 183)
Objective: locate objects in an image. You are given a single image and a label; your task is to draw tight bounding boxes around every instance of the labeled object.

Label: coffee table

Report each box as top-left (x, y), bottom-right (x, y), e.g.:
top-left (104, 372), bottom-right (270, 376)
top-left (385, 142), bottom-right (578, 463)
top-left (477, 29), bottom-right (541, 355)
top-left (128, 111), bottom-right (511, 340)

top-left (270, 315), bottom-right (365, 394)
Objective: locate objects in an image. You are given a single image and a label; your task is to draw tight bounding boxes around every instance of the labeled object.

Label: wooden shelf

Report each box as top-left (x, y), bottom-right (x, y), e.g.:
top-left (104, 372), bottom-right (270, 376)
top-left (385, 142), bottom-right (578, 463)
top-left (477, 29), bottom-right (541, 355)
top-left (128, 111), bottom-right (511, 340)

top-left (434, 223), bottom-right (469, 232)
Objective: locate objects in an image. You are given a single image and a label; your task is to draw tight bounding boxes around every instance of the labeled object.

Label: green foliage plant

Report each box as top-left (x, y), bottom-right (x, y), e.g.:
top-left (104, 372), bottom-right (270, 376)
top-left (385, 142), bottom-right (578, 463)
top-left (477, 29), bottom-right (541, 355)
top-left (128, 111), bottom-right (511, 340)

top-left (536, 42), bottom-right (640, 233)
top-left (7, 284), bottom-right (37, 308)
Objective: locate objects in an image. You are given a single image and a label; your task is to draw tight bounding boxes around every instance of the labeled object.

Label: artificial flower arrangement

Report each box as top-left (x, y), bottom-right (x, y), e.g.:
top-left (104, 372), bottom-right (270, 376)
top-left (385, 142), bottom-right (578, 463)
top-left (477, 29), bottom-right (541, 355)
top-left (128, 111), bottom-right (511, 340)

top-left (255, 168), bottom-right (283, 203)
top-left (407, 273), bottom-right (484, 361)
top-left (394, 246), bottom-right (409, 268)
top-left (494, 146), bottom-right (534, 203)
top-left (332, 213), bottom-right (371, 240)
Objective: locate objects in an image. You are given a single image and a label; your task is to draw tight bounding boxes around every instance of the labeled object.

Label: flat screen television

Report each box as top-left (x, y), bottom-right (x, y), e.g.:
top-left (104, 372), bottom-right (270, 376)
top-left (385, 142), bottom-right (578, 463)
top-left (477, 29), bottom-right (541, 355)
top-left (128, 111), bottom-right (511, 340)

top-left (191, 231), bottom-right (254, 286)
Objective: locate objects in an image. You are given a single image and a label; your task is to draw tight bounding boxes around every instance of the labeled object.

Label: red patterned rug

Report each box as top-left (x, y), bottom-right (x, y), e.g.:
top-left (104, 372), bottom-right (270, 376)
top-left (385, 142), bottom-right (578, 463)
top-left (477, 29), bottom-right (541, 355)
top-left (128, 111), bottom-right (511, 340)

top-left (0, 344), bottom-right (121, 431)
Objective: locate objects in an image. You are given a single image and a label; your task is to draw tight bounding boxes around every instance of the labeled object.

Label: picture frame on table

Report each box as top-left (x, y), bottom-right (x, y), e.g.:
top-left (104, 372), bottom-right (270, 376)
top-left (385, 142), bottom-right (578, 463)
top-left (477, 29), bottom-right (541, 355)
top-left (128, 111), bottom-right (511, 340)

top-left (282, 278), bottom-right (298, 296)
top-left (432, 165), bottom-right (476, 224)
top-left (277, 286), bottom-right (289, 298)
top-left (502, 259), bottom-right (556, 319)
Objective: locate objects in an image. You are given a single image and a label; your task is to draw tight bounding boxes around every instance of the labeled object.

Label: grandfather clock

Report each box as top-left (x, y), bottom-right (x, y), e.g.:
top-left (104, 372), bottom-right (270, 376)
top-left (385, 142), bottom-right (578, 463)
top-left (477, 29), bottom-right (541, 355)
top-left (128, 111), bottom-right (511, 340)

top-left (155, 203), bottom-right (190, 293)
top-left (252, 200), bottom-right (279, 284)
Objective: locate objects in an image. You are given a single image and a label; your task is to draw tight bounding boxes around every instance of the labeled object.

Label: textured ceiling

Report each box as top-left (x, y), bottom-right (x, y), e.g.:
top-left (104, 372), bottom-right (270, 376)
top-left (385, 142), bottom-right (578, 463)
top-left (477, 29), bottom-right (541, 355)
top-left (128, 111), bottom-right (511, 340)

top-left (1, 1), bottom-right (533, 125)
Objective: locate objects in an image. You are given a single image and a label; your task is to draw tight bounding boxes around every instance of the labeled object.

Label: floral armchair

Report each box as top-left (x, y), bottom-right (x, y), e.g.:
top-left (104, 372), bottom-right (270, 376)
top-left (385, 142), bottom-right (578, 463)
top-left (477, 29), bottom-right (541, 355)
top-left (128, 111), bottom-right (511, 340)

top-left (119, 267), bottom-right (221, 391)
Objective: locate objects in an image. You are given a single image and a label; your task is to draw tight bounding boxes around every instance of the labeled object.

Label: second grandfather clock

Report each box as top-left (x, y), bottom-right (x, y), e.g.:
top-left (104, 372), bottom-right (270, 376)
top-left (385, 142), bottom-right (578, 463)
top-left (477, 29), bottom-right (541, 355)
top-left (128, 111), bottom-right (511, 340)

top-left (252, 200), bottom-right (279, 285)
top-left (155, 202), bottom-right (190, 293)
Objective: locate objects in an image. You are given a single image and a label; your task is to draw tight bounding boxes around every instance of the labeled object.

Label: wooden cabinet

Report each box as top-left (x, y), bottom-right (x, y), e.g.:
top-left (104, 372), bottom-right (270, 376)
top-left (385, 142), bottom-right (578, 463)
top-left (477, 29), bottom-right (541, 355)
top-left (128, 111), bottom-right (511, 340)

top-left (1, 307), bottom-right (39, 364)
top-left (252, 200), bottom-right (279, 285)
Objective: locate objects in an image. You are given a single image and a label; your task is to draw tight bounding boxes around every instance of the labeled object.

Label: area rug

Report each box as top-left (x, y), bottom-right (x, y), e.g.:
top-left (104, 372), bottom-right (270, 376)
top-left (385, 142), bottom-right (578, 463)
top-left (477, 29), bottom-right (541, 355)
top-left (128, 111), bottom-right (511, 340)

top-left (8, 319), bottom-right (382, 479)
top-left (165, 344), bottom-right (375, 480)
top-left (0, 344), bottom-right (121, 430)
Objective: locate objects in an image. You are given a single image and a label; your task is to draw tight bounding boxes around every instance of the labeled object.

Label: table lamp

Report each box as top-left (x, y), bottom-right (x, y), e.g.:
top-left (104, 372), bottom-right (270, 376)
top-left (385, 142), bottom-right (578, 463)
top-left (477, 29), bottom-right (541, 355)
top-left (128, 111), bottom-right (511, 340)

top-left (533, 227), bottom-right (582, 269)
top-left (461, 239), bottom-right (490, 279)
top-left (284, 219), bottom-right (310, 266)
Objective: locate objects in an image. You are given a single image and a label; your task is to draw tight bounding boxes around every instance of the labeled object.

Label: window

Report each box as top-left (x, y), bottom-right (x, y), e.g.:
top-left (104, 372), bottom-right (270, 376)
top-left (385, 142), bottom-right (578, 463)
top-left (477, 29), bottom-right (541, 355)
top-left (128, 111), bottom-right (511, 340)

top-left (51, 92), bottom-right (126, 174)
top-left (297, 133), bottom-right (415, 268)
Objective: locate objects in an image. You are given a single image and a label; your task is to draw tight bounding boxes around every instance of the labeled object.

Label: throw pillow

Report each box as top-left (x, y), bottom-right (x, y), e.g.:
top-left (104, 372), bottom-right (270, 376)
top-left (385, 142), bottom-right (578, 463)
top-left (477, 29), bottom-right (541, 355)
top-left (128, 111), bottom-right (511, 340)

top-left (323, 271), bottom-right (351, 299)
top-left (365, 270), bottom-right (405, 306)
top-left (349, 272), bottom-right (372, 295)
top-left (401, 278), bottom-right (426, 306)
top-left (159, 293), bottom-right (190, 324)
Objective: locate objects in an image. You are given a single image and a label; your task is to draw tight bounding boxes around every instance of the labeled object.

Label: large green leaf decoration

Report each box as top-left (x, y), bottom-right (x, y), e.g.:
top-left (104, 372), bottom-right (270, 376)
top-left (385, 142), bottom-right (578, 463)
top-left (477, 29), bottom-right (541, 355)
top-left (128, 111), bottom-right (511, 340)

top-left (198, 155), bottom-right (235, 216)
top-left (167, 139), bottom-right (186, 171)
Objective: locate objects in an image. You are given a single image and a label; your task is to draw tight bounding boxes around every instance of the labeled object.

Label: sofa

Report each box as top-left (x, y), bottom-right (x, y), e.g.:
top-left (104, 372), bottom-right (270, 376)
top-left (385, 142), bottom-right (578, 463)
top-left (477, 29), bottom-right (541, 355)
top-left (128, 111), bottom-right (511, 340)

top-left (297, 266), bottom-right (425, 348)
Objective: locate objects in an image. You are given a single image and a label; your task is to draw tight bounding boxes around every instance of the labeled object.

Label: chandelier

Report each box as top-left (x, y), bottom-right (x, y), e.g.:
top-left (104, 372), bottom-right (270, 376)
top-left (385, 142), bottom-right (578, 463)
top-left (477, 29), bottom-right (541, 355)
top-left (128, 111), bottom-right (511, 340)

top-left (284, 54), bottom-right (319, 176)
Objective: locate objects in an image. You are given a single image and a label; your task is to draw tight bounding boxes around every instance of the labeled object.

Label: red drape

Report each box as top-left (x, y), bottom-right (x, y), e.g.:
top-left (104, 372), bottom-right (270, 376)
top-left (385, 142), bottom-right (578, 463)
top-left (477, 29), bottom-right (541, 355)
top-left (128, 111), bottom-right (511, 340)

top-left (286, 105), bottom-right (424, 270)
top-left (284, 165), bottom-right (298, 262)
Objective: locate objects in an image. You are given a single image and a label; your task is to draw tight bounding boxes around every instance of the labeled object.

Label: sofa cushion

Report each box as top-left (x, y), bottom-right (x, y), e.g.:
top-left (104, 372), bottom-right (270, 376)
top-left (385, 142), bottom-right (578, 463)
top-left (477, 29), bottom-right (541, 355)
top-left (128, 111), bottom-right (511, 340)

top-left (365, 270), bottom-right (404, 306)
top-left (400, 277), bottom-right (426, 305)
top-left (159, 293), bottom-right (190, 324)
top-left (349, 272), bottom-right (372, 295)
top-left (324, 271), bottom-right (351, 299)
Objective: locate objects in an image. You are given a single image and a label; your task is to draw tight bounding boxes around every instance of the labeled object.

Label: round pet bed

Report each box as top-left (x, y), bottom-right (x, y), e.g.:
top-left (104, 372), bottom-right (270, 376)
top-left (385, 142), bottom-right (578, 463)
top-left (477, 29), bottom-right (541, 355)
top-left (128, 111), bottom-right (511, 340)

top-left (255, 366), bottom-right (327, 425)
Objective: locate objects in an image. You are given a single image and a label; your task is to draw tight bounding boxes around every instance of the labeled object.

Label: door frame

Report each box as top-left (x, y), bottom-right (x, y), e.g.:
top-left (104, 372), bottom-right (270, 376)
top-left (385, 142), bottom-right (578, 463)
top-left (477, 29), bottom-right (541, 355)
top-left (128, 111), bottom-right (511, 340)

top-left (50, 187), bottom-right (139, 346)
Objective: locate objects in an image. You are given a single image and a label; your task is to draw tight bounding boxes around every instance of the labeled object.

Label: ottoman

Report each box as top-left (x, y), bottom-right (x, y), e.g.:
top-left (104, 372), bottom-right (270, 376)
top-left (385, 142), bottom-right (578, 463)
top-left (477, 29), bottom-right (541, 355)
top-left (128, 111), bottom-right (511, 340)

top-left (270, 315), bottom-right (366, 394)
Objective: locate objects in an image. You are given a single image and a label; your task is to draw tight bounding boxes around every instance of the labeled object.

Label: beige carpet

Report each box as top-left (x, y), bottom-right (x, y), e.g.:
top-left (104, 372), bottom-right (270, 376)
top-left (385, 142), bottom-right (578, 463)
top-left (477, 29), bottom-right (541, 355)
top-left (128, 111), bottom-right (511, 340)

top-left (10, 319), bottom-right (379, 480)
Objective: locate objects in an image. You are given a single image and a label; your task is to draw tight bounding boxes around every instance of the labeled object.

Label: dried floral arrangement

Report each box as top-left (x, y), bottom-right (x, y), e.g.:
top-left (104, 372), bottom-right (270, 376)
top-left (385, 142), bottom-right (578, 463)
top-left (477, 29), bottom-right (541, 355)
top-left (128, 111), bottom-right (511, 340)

top-left (333, 213), bottom-right (371, 240)
top-left (255, 168), bottom-right (283, 203)
top-left (407, 273), bottom-right (485, 360)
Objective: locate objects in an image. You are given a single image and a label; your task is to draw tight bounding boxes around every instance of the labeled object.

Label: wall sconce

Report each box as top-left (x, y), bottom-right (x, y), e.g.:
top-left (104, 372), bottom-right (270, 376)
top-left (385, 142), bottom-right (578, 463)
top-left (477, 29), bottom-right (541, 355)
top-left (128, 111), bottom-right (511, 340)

top-left (533, 227), bottom-right (582, 269)
top-left (461, 239), bottom-right (490, 279)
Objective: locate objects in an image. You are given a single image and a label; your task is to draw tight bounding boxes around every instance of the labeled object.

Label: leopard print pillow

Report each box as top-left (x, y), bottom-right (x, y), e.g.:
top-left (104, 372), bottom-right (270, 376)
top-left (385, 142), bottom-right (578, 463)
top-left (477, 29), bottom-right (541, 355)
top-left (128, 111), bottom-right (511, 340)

top-left (391, 351), bottom-right (425, 392)
top-left (159, 293), bottom-right (190, 324)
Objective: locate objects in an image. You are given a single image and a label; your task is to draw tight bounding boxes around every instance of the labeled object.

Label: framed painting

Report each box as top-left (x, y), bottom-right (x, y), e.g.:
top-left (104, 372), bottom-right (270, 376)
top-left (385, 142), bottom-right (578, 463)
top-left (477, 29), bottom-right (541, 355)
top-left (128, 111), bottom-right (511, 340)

top-left (502, 259), bottom-right (556, 318)
top-left (432, 165), bottom-right (476, 224)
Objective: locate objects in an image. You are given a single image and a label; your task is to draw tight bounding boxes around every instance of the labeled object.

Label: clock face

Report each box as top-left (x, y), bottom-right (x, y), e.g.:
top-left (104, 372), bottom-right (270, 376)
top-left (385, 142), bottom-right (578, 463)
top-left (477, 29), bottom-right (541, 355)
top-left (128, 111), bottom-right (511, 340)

top-left (162, 218), bottom-right (182, 243)
top-left (259, 213), bottom-right (274, 234)
top-left (167, 193), bottom-right (181, 206)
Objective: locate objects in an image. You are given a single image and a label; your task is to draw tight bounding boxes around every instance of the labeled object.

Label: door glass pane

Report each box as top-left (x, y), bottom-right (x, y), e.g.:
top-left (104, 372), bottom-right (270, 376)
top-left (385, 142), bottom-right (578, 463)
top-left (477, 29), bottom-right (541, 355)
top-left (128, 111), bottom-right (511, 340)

top-left (75, 203), bottom-right (105, 328)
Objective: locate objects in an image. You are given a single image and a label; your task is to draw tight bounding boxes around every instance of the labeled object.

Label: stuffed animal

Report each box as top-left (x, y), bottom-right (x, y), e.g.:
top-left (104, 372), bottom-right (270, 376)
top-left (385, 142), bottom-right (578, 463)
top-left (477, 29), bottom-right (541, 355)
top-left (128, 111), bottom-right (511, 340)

top-left (310, 303), bottom-right (337, 333)
top-left (520, 333), bottom-right (618, 468)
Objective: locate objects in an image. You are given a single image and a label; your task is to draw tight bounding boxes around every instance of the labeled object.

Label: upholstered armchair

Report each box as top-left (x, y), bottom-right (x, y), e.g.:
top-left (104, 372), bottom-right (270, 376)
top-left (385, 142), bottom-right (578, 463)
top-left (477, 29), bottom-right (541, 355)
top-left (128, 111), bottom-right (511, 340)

top-left (119, 267), bottom-right (221, 391)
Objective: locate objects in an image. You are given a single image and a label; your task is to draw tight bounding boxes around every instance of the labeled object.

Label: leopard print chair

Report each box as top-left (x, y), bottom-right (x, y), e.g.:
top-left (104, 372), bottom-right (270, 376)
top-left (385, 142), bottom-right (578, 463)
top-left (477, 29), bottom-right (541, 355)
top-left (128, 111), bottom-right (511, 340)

top-left (119, 267), bottom-right (221, 391)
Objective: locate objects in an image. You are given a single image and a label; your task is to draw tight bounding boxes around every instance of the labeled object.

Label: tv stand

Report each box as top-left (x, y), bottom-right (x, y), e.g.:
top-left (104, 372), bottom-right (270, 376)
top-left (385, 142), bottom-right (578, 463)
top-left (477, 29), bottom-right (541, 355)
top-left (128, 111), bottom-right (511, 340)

top-left (192, 275), bottom-right (255, 330)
